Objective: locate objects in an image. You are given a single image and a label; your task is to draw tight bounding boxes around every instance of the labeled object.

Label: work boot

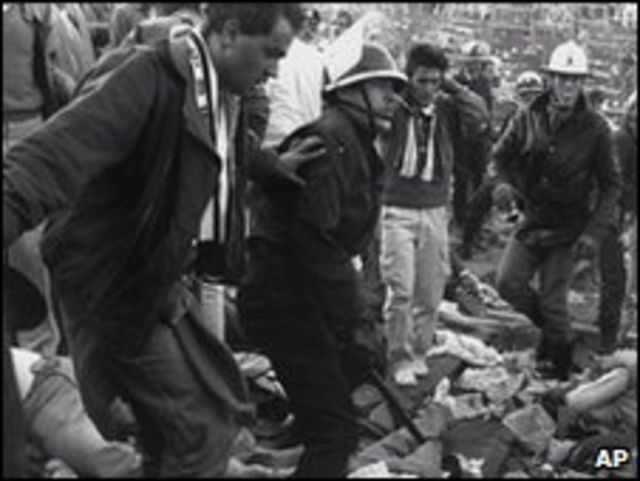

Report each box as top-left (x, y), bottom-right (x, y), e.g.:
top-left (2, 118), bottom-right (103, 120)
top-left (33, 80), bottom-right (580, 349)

top-left (536, 340), bottom-right (574, 381)
top-left (597, 329), bottom-right (618, 355)
top-left (535, 336), bottom-right (552, 363)
top-left (550, 340), bottom-right (574, 381)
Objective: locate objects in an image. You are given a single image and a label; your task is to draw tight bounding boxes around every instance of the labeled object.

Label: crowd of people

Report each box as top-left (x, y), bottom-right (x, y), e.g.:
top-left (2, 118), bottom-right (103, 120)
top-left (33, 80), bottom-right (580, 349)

top-left (3, 3), bottom-right (637, 478)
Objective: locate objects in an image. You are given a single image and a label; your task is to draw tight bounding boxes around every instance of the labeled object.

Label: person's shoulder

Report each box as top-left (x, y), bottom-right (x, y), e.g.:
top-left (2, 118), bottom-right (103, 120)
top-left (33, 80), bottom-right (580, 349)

top-left (134, 16), bottom-right (184, 46)
top-left (583, 107), bottom-right (614, 136)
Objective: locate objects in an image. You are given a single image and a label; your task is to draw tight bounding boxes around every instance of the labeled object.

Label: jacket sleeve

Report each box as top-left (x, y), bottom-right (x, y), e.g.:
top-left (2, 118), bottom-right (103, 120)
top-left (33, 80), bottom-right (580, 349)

top-left (492, 109), bottom-right (528, 187)
top-left (288, 139), bottom-right (363, 324)
top-left (245, 130), bottom-right (280, 184)
top-left (614, 128), bottom-right (637, 215)
top-left (3, 50), bottom-right (158, 249)
top-left (583, 126), bottom-right (622, 239)
top-left (448, 81), bottom-right (491, 142)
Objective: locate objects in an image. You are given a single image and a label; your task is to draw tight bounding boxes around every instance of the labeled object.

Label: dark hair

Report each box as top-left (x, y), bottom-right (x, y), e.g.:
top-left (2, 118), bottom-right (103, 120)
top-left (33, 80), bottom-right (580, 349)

top-left (202, 3), bottom-right (303, 37)
top-left (405, 43), bottom-right (449, 77)
top-left (153, 3), bottom-right (201, 16)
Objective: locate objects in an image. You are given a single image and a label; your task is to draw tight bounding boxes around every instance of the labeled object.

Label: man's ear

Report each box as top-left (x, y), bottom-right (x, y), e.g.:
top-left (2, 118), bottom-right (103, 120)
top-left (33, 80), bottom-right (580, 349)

top-left (219, 18), bottom-right (241, 50)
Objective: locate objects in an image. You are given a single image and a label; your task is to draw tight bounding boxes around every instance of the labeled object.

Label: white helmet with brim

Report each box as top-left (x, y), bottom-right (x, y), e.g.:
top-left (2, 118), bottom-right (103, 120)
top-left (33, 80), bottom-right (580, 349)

top-left (324, 43), bottom-right (407, 93)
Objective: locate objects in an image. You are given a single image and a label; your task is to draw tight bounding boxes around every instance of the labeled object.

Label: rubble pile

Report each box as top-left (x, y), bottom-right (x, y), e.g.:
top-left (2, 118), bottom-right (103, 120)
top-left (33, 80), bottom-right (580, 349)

top-left (339, 290), bottom-right (637, 479)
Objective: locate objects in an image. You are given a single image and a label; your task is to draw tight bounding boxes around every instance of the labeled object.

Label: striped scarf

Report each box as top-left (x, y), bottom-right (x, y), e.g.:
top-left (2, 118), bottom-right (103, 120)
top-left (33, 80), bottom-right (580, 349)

top-left (398, 104), bottom-right (437, 182)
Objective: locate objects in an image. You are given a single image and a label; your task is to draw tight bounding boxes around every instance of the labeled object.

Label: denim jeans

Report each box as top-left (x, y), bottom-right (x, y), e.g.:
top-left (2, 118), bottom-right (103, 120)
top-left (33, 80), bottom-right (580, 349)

top-left (381, 206), bottom-right (450, 366)
top-left (21, 355), bottom-right (142, 477)
top-left (496, 235), bottom-right (574, 343)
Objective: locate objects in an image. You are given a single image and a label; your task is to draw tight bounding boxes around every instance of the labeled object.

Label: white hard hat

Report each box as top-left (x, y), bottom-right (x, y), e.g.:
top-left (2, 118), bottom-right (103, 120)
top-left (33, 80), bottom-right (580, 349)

top-left (460, 40), bottom-right (491, 61)
top-left (542, 40), bottom-right (589, 76)
top-left (515, 70), bottom-right (543, 93)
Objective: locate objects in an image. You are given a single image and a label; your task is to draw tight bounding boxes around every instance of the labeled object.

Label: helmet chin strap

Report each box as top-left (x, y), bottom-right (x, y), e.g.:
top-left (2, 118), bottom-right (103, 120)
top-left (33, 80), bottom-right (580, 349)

top-left (360, 85), bottom-right (378, 135)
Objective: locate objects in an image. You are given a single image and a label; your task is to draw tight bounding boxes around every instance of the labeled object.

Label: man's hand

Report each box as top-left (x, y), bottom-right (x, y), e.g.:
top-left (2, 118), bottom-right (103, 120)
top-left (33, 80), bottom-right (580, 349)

top-left (491, 182), bottom-right (516, 212)
top-left (276, 136), bottom-right (327, 187)
top-left (572, 233), bottom-right (598, 261)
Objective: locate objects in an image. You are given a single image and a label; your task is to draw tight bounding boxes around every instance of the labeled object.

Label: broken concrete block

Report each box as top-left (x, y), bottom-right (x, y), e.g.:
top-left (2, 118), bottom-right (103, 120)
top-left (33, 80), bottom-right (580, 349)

top-left (502, 404), bottom-right (556, 455)
top-left (546, 438), bottom-right (577, 466)
top-left (352, 383), bottom-right (384, 413)
top-left (386, 440), bottom-right (442, 478)
top-left (456, 366), bottom-right (525, 404)
top-left (369, 402), bottom-right (396, 433)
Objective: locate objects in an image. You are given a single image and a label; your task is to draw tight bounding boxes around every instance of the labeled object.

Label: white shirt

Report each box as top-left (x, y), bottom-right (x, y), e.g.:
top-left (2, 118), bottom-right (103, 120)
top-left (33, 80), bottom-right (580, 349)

top-left (263, 37), bottom-right (325, 148)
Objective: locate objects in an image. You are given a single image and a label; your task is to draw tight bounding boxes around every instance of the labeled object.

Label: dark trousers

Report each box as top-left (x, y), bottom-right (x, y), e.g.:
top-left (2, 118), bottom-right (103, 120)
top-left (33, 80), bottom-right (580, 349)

top-left (452, 163), bottom-right (486, 229)
top-left (461, 177), bottom-right (499, 248)
top-left (58, 302), bottom-right (240, 477)
top-left (496, 235), bottom-right (574, 344)
top-left (598, 227), bottom-right (626, 343)
top-left (240, 302), bottom-right (360, 478)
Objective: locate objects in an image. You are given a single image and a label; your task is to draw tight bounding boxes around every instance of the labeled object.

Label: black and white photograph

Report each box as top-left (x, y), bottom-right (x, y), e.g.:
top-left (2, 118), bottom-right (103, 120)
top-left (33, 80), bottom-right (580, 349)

top-left (2, 2), bottom-right (637, 478)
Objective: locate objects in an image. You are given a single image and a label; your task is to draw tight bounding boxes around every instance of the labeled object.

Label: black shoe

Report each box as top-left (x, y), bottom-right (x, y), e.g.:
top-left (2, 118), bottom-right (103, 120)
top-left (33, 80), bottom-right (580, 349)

top-left (550, 340), bottom-right (574, 381)
top-left (535, 336), bottom-right (552, 363)
top-left (535, 339), bottom-right (574, 381)
top-left (597, 330), bottom-right (618, 355)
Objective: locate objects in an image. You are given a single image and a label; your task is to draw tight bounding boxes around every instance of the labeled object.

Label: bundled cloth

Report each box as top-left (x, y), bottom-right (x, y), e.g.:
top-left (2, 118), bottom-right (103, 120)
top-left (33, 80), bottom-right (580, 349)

top-left (427, 329), bottom-right (503, 366)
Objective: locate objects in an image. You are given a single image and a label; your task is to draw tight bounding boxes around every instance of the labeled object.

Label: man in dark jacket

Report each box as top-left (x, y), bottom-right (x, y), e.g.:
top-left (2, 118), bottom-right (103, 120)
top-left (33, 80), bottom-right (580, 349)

top-left (379, 43), bottom-right (489, 386)
top-left (493, 41), bottom-right (622, 380)
top-left (458, 70), bottom-right (545, 259)
top-left (451, 39), bottom-right (494, 229)
top-left (3, 3), bottom-right (327, 477)
top-left (598, 90), bottom-right (637, 352)
top-left (239, 43), bottom-right (406, 477)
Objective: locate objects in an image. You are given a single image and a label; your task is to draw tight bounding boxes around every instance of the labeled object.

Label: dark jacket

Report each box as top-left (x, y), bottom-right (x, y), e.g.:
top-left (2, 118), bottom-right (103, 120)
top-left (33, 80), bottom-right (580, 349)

top-left (380, 82), bottom-right (489, 209)
top-left (3, 36), bottom-right (280, 350)
top-left (493, 90), bottom-right (622, 247)
top-left (241, 105), bottom-right (385, 328)
top-left (614, 123), bottom-right (637, 216)
top-left (452, 70), bottom-right (494, 178)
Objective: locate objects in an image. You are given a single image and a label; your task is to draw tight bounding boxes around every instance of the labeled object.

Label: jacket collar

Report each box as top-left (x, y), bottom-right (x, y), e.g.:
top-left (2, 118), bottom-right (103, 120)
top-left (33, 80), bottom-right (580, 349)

top-left (532, 89), bottom-right (588, 118)
top-left (167, 26), bottom-right (217, 155)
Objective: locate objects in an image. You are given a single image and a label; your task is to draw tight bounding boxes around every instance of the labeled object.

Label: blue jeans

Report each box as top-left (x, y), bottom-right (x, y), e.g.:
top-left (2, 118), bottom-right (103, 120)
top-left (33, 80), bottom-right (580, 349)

top-left (497, 235), bottom-right (574, 344)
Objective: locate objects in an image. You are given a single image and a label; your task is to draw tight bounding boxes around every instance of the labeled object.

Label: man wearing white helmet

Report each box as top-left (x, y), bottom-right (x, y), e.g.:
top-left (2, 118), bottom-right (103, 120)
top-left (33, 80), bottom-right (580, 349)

top-left (239, 43), bottom-right (405, 477)
top-left (492, 40), bottom-right (622, 380)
